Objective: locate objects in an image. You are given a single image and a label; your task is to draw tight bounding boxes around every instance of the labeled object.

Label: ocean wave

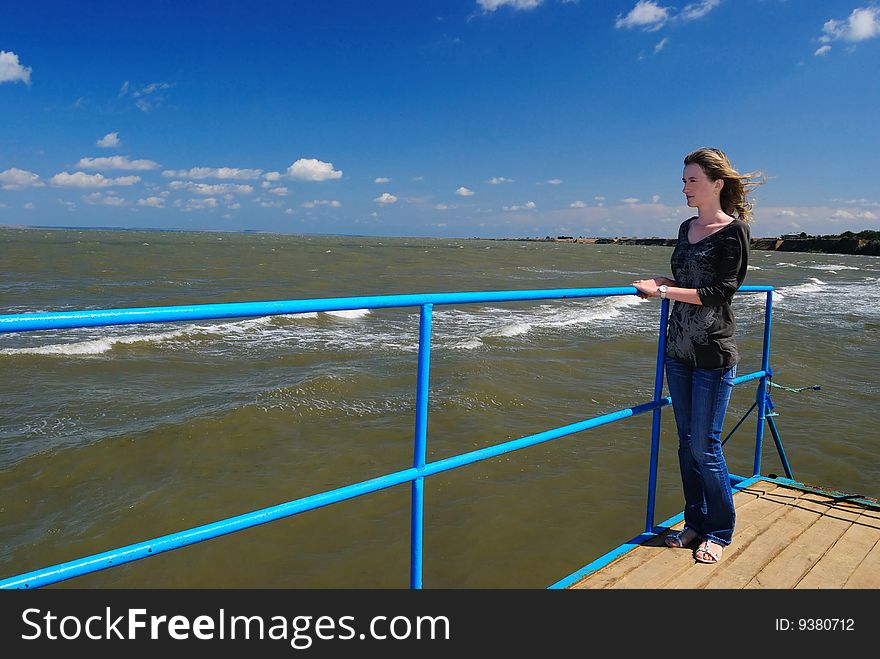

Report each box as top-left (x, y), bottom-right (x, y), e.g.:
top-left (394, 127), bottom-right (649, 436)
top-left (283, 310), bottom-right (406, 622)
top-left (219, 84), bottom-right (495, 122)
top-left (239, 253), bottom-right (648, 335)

top-left (495, 322), bottom-right (532, 337)
top-left (451, 337), bottom-right (484, 350)
top-left (807, 264), bottom-right (860, 271)
top-left (0, 326), bottom-right (195, 356)
top-left (325, 308), bottom-right (371, 319)
top-left (0, 311), bottom-right (351, 357)
top-left (472, 295), bottom-right (646, 340)
top-left (778, 277), bottom-right (826, 294)
top-left (545, 295), bottom-right (645, 328)
top-left (773, 278), bottom-right (826, 302)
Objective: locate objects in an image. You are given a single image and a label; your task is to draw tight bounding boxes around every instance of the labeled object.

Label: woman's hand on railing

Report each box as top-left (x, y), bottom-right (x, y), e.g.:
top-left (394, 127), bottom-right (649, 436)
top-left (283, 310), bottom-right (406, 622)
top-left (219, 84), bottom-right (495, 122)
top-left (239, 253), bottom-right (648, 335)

top-left (632, 277), bottom-right (675, 299)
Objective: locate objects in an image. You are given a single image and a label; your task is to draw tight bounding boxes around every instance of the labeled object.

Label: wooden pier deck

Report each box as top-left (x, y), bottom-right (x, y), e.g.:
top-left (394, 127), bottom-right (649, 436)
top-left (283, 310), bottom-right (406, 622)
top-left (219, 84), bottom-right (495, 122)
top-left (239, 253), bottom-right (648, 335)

top-left (566, 479), bottom-right (880, 589)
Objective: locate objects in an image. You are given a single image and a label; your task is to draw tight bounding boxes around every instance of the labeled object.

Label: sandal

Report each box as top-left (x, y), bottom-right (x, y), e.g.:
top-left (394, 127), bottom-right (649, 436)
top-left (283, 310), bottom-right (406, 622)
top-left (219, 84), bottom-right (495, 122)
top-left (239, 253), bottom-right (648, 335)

top-left (694, 539), bottom-right (722, 564)
top-left (664, 527), bottom-right (699, 548)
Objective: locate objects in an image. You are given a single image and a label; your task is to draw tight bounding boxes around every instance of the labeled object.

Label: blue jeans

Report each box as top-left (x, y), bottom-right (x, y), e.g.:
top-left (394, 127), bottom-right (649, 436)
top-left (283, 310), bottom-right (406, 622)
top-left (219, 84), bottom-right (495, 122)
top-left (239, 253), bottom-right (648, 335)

top-left (665, 357), bottom-right (736, 546)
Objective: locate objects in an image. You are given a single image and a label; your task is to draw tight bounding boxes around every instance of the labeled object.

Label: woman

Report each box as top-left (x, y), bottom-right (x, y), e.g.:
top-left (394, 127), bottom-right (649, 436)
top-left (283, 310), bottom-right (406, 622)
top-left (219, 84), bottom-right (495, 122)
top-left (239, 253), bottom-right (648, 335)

top-left (632, 147), bottom-right (764, 564)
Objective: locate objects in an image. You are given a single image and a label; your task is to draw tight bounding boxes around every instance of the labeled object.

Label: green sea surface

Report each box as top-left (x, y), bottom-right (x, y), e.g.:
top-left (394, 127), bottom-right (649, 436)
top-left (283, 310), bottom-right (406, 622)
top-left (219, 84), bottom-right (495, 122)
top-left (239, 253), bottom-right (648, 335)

top-left (1, 227), bottom-right (878, 587)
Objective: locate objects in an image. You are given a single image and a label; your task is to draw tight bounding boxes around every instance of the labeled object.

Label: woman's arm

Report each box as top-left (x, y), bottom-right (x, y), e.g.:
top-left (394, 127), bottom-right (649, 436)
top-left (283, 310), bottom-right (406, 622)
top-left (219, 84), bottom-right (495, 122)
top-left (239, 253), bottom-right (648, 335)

top-left (632, 278), bottom-right (702, 304)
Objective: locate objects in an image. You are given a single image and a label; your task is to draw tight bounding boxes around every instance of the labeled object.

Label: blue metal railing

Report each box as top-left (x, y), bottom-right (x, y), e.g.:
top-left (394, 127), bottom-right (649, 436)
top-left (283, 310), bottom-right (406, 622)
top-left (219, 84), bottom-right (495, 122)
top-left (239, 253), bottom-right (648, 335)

top-left (0, 285), bottom-right (776, 589)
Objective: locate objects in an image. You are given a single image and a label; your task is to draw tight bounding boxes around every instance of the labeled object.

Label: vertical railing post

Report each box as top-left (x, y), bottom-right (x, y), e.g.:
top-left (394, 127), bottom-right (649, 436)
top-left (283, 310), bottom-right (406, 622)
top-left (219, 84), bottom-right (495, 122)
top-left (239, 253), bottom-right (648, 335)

top-left (753, 290), bottom-right (774, 477)
top-left (411, 303), bottom-right (432, 589)
top-left (645, 298), bottom-right (670, 533)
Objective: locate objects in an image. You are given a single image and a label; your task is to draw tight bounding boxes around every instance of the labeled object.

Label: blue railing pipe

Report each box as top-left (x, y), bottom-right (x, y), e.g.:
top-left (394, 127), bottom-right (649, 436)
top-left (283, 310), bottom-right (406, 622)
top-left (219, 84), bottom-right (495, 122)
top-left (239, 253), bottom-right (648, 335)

top-left (645, 298), bottom-right (670, 533)
top-left (411, 303), bottom-right (433, 589)
top-left (0, 286), bottom-right (773, 335)
top-left (0, 287), bottom-right (644, 334)
top-left (753, 291), bottom-right (774, 476)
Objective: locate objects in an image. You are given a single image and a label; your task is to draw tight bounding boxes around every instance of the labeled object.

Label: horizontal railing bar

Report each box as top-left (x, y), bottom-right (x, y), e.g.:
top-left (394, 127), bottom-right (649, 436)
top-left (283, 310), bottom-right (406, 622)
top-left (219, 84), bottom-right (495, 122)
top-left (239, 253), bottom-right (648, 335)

top-left (0, 285), bottom-right (773, 334)
top-left (733, 370), bottom-right (767, 385)
top-left (0, 394), bottom-right (676, 589)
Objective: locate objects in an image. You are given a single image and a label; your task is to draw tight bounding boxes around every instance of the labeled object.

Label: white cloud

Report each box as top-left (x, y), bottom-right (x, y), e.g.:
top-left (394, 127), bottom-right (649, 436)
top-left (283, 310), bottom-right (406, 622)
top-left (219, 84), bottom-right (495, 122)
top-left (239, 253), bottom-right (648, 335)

top-left (0, 168), bottom-right (44, 190)
top-left (477, 0), bottom-right (542, 11)
top-left (545, 178), bottom-right (563, 185)
top-left (24, 202), bottom-right (35, 209)
top-left (83, 192), bottom-right (126, 206)
top-left (435, 204), bottom-right (451, 210)
top-left (268, 186), bottom-right (289, 196)
top-left (374, 192), bottom-right (398, 205)
top-left (818, 6), bottom-right (880, 54)
top-left (651, 195), bottom-right (661, 204)
top-left (374, 177), bottom-right (391, 184)
top-left (168, 181), bottom-right (253, 195)
top-left (182, 197), bottom-right (219, 209)
top-left (570, 200), bottom-right (587, 208)
top-left (76, 156), bottom-right (159, 171)
top-left (655, 37), bottom-right (669, 53)
top-left (0, 51), bottom-right (32, 85)
top-left (814, 45), bottom-right (832, 56)
top-left (615, 1), bottom-right (671, 32)
top-left (488, 176), bottom-right (514, 184)
top-left (263, 171), bottom-right (282, 182)
top-left (119, 80), bottom-right (174, 112)
top-left (456, 186), bottom-right (475, 196)
top-left (50, 171), bottom-right (141, 188)
top-left (622, 197), bottom-right (640, 204)
top-left (162, 167), bottom-right (263, 179)
top-left (680, 0), bottom-right (720, 22)
top-left (301, 199), bottom-right (341, 208)
top-left (97, 132), bottom-right (120, 148)
top-left (138, 196), bottom-right (166, 207)
top-left (285, 208), bottom-right (295, 215)
top-left (287, 158), bottom-right (343, 181)
top-left (504, 201), bottom-right (537, 211)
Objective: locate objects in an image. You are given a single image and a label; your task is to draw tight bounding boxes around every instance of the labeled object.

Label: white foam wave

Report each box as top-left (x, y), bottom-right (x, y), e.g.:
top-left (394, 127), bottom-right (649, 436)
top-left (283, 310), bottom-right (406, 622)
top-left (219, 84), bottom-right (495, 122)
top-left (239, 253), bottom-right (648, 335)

top-left (475, 295), bottom-right (646, 340)
top-left (0, 326), bottom-right (193, 356)
top-left (807, 264), bottom-right (860, 271)
top-left (0, 313), bottom-right (318, 357)
top-left (452, 338), bottom-right (484, 350)
top-left (774, 278), bottom-right (827, 300)
top-left (496, 323), bottom-right (532, 337)
top-left (325, 308), bottom-right (371, 319)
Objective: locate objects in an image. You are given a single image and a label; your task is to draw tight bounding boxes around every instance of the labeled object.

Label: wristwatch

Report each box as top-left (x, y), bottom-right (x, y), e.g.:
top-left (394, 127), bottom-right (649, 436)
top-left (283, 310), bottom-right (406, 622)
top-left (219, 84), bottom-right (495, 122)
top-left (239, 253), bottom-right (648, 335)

top-left (658, 285), bottom-right (669, 299)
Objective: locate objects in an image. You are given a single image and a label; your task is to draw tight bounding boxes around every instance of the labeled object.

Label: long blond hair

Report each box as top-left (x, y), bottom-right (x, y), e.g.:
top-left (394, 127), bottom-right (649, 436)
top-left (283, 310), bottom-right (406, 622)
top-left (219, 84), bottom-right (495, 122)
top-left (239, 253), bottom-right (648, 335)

top-left (684, 147), bottom-right (765, 223)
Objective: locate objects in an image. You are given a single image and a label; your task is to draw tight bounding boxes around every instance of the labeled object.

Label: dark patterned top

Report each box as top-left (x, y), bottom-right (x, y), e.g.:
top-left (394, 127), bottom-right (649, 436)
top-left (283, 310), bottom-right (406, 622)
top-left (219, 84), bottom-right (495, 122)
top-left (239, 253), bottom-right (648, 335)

top-left (666, 216), bottom-right (750, 369)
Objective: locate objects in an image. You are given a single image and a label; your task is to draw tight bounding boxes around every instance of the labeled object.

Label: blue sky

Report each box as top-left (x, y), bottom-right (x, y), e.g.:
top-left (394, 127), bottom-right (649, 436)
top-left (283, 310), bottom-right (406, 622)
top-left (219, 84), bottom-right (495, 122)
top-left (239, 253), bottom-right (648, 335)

top-left (1, 0), bottom-right (879, 238)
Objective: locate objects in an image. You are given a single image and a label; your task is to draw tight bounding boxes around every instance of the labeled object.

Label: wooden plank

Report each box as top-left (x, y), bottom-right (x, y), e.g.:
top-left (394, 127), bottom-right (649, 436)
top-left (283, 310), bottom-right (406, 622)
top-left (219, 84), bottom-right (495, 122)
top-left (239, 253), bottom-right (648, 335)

top-left (796, 512), bottom-right (880, 589)
top-left (698, 493), bottom-right (836, 589)
top-left (669, 485), bottom-right (812, 589)
top-left (612, 484), bottom-right (798, 589)
top-left (569, 481), bottom-right (781, 589)
top-left (567, 534), bottom-right (668, 589)
top-left (843, 530), bottom-right (880, 588)
top-left (744, 501), bottom-right (864, 588)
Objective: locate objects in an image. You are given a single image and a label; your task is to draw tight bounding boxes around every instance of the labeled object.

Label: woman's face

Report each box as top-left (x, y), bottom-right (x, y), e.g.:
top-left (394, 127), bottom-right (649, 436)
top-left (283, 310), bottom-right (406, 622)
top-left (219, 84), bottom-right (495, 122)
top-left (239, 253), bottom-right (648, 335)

top-left (682, 162), bottom-right (721, 208)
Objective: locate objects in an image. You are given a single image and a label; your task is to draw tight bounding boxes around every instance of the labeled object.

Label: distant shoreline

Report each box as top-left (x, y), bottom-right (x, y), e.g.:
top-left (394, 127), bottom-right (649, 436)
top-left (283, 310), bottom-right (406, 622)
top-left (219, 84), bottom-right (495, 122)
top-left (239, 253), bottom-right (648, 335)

top-left (3, 224), bottom-right (879, 257)
top-left (481, 232), bottom-right (880, 257)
